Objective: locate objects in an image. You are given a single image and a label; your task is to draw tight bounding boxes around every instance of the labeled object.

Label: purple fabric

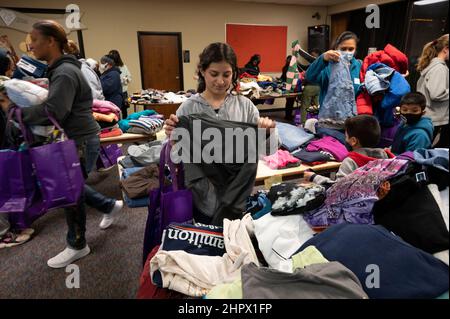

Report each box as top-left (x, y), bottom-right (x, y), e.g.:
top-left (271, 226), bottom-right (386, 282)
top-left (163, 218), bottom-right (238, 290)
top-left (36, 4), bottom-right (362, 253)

top-left (30, 139), bottom-right (85, 210)
top-left (0, 108), bottom-right (47, 228)
top-left (305, 136), bottom-right (348, 161)
top-left (7, 192), bottom-right (46, 230)
top-left (142, 143), bottom-right (193, 265)
top-left (0, 150), bottom-right (37, 214)
top-left (306, 113), bottom-right (319, 121)
top-left (378, 117), bottom-right (402, 148)
top-left (396, 151), bottom-right (415, 162)
top-left (0, 149), bottom-right (46, 229)
top-left (97, 144), bottom-right (123, 169)
top-left (303, 159), bottom-right (409, 227)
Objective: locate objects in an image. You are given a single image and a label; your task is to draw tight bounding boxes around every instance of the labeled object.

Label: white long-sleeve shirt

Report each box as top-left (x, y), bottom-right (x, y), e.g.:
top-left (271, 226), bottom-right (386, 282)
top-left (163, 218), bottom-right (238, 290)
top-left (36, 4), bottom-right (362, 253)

top-left (119, 65), bottom-right (132, 93)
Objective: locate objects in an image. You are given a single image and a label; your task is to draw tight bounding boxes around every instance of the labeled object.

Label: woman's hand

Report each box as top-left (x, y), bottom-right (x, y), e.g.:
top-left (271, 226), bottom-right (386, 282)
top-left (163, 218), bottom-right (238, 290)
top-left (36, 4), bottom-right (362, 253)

top-left (258, 117), bottom-right (276, 131)
top-left (323, 50), bottom-right (341, 62)
top-left (164, 114), bottom-right (179, 139)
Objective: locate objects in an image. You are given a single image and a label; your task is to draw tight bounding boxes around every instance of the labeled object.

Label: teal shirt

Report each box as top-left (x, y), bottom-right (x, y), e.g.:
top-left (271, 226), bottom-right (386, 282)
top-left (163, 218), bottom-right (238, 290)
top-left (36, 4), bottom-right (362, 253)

top-left (306, 54), bottom-right (362, 106)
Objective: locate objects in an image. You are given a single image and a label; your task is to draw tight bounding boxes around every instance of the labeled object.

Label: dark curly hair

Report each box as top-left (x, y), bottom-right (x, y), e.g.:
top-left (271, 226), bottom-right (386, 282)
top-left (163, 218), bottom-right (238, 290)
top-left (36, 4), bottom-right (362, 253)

top-left (197, 43), bottom-right (239, 93)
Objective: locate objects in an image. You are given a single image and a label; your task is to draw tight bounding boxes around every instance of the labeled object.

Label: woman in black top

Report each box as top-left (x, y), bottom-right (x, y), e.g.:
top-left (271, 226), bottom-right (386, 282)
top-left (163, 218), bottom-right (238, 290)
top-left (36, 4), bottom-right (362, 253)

top-left (0, 20), bottom-right (123, 267)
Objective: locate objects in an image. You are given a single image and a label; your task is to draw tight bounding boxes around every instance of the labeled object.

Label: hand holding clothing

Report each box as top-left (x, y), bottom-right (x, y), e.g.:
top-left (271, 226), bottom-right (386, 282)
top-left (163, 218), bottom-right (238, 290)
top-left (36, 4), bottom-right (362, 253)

top-left (323, 50), bottom-right (341, 63)
top-left (258, 117), bottom-right (276, 131)
top-left (164, 114), bottom-right (179, 138)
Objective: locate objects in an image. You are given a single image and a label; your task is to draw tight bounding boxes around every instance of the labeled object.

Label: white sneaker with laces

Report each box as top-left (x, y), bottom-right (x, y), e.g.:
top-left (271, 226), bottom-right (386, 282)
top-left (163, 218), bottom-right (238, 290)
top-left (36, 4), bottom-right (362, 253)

top-left (47, 245), bottom-right (91, 269)
top-left (99, 200), bottom-right (124, 230)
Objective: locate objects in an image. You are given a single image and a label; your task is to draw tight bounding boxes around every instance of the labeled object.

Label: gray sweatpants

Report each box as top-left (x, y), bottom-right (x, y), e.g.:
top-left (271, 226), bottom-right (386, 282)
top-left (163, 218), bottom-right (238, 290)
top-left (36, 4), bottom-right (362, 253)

top-left (0, 214), bottom-right (10, 237)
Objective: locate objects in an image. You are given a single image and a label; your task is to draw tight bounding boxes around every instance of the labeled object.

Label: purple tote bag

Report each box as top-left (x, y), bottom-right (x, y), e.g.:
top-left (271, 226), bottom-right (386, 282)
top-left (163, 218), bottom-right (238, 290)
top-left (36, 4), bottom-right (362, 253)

top-left (20, 108), bottom-right (85, 210)
top-left (0, 108), bottom-right (45, 229)
top-left (97, 144), bottom-right (123, 169)
top-left (142, 142), bottom-right (193, 264)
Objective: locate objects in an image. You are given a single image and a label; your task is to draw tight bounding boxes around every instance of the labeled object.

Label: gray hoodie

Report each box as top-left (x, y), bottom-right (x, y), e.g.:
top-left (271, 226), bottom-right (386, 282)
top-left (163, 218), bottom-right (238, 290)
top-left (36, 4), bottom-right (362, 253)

top-left (79, 58), bottom-right (105, 101)
top-left (417, 57), bottom-right (449, 126)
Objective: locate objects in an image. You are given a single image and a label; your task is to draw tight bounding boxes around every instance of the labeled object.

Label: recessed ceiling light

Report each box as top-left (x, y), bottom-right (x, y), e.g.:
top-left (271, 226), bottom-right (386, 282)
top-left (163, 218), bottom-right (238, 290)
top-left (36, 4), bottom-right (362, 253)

top-left (414, 0), bottom-right (447, 6)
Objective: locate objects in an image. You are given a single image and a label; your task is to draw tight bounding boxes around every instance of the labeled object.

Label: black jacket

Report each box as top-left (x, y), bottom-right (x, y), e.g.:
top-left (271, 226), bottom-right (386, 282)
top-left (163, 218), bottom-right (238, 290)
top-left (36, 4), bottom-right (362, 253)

top-left (176, 113), bottom-right (259, 226)
top-left (100, 67), bottom-right (123, 108)
top-left (243, 62), bottom-right (260, 76)
top-left (21, 54), bottom-right (99, 144)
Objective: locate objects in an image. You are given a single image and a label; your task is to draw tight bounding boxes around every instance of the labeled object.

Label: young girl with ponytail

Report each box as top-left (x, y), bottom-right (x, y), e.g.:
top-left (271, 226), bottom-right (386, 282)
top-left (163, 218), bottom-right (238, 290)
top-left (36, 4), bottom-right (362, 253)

top-left (417, 34), bottom-right (449, 147)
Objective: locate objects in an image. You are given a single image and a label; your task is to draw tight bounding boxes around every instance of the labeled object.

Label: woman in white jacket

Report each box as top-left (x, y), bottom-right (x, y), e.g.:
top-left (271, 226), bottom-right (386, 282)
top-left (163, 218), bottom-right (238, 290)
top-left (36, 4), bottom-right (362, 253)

top-left (109, 50), bottom-right (131, 117)
top-left (416, 34), bottom-right (449, 148)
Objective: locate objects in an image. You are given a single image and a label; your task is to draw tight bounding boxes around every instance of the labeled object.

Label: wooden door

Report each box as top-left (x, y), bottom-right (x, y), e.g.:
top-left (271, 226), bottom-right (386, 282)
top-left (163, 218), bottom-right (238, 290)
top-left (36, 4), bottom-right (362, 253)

top-left (138, 32), bottom-right (183, 92)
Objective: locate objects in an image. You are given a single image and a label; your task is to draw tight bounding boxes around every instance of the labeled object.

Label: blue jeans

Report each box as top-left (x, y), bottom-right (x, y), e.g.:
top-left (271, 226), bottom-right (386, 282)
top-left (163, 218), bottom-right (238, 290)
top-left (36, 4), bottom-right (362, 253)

top-left (65, 135), bottom-right (116, 249)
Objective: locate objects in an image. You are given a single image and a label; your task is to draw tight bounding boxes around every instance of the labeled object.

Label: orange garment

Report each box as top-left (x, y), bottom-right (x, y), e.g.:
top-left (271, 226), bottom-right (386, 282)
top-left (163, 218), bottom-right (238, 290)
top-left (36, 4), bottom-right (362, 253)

top-left (99, 128), bottom-right (123, 138)
top-left (93, 112), bottom-right (118, 123)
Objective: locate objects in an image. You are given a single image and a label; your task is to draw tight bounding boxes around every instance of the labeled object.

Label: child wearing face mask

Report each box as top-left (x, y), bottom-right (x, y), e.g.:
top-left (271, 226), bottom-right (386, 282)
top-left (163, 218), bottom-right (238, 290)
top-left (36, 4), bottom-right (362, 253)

top-left (391, 93), bottom-right (433, 155)
top-left (304, 115), bottom-right (394, 185)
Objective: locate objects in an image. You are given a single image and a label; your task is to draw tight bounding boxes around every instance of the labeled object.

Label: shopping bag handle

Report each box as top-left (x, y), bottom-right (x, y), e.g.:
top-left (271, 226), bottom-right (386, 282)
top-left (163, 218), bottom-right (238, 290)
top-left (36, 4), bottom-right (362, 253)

top-left (43, 106), bottom-right (67, 139)
top-left (12, 107), bottom-right (34, 145)
top-left (159, 142), bottom-right (185, 192)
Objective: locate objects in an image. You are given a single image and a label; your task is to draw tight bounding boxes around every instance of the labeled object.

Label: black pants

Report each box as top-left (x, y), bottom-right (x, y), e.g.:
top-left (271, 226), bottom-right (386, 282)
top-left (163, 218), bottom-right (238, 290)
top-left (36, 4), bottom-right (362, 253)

top-left (433, 124), bottom-right (449, 148)
top-left (121, 92), bottom-right (129, 119)
top-left (65, 136), bottom-right (115, 249)
top-left (176, 114), bottom-right (260, 225)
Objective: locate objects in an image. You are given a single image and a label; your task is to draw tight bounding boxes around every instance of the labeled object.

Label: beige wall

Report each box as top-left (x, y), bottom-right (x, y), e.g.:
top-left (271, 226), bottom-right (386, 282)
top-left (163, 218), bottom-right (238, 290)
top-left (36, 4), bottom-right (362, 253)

top-left (327, 0), bottom-right (401, 15)
top-left (1, 0), bottom-right (327, 93)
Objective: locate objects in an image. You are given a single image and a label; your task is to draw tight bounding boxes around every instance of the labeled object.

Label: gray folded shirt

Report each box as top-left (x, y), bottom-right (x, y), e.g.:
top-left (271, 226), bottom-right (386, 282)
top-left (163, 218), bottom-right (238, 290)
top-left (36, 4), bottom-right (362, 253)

top-left (242, 262), bottom-right (368, 299)
top-left (127, 140), bottom-right (163, 166)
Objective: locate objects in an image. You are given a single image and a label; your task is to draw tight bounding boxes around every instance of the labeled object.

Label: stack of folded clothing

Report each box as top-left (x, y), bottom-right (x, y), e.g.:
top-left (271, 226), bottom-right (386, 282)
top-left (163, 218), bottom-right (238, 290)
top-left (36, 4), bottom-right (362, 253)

top-left (130, 89), bottom-right (193, 104)
top-left (120, 164), bottom-right (160, 202)
top-left (276, 122), bottom-right (315, 152)
top-left (92, 99), bottom-right (121, 128)
top-left (120, 167), bottom-right (150, 208)
top-left (291, 149), bottom-right (335, 166)
top-left (305, 136), bottom-right (348, 162)
top-left (263, 150), bottom-right (301, 169)
top-left (119, 140), bottom-right (163, 168)
top-left (99, 125), bottom-right (123, 138)
top-left (128, 114), bottom-right (164, 135)
top-left (118, 110), bottom-right (158, 133)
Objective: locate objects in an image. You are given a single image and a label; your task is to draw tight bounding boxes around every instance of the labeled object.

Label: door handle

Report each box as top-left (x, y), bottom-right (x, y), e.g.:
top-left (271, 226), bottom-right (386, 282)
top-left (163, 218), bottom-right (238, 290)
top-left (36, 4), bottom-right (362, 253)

top-left (176, 76), bottom-right (180, 79)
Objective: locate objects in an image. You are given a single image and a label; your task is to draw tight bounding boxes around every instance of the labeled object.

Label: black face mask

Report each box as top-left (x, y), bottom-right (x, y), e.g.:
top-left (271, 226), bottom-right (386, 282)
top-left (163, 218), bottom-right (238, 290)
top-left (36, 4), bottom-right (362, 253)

top-left (401, 113), bottom-right (422, 125)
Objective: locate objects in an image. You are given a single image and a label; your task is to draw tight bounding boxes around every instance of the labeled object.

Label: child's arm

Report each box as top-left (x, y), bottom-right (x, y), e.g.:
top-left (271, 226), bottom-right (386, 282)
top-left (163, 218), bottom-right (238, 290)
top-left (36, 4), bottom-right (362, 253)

top-left (304, 158), bottom-right (358, 185)
top-left (405, 134), bottom-right (432, 152)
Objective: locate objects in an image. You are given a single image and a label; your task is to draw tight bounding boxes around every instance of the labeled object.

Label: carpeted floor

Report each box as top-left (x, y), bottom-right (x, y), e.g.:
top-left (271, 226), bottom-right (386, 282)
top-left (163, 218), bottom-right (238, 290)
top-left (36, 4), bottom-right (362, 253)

top-left (0, 110), bottom-right (296, 299)
top-left (0, 167), bottom-right (149, 299)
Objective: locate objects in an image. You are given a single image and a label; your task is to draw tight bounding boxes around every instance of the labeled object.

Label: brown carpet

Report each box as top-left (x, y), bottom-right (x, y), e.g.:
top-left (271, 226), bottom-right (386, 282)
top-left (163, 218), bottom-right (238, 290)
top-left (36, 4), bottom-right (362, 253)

top-left (0, 111), bottom-right (295, 299)
top-left (0, 167), bottom-right (149, 299)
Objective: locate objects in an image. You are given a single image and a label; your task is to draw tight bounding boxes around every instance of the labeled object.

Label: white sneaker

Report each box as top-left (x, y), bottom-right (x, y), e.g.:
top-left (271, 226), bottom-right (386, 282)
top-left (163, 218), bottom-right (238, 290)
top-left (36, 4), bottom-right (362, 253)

top-left (99, 200), bottom-right (124, 230)
top-left (47, 245), bottom-right (91, 269)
